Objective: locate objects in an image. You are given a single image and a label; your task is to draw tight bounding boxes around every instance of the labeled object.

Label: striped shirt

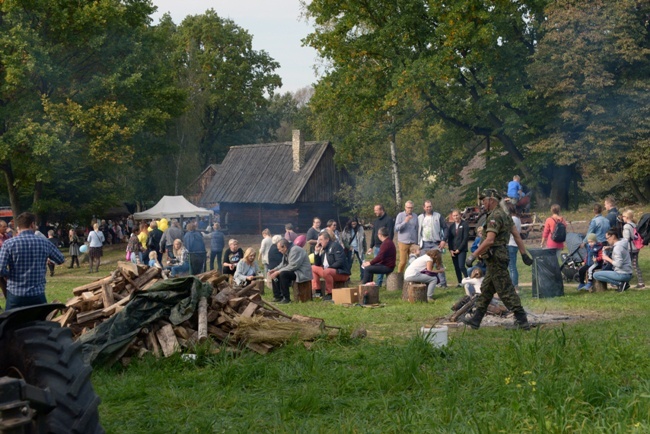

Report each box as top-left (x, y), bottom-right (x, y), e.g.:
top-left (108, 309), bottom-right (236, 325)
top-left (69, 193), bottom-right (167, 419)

top-left (0, 230), bottom-right (65, 297)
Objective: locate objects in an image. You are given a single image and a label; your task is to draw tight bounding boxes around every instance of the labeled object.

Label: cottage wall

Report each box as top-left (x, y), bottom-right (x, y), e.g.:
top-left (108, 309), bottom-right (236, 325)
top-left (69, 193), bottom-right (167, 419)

top-left (220, 202), bottom-right (342, 235)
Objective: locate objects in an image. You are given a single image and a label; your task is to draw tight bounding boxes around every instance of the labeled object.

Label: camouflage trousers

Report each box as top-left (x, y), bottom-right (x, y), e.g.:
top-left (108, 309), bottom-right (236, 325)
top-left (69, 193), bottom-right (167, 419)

top-left (475, 246), bottom-right (525, 315)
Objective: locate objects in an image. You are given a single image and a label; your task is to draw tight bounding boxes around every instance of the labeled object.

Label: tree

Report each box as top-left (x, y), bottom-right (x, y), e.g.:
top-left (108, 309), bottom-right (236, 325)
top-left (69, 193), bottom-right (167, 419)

top-left (305, 0), bottom-right (604, 207)
top-left (168, 10), bottom-right (282, 168)
top-left (529, 0), bottom-right (650, 203)
top-left (0, 0), bottom-right (184, 219)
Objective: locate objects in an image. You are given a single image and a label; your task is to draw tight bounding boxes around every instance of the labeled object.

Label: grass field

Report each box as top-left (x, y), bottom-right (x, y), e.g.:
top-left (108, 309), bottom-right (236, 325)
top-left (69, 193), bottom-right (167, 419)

top-left (3, 219), bottom-right (650, 433)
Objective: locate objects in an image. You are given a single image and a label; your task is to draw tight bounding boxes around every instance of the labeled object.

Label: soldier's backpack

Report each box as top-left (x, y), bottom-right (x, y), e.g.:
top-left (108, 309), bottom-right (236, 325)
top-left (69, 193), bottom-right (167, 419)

top-left (637, 213), bottom-right (650, 246)
top-left (551, 218), bottom-right (567, 243)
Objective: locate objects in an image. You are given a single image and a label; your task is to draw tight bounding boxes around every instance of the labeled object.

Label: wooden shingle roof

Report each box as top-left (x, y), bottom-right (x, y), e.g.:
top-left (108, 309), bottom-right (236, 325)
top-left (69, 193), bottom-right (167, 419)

top-left (199, 141), bottom-right (331, 205)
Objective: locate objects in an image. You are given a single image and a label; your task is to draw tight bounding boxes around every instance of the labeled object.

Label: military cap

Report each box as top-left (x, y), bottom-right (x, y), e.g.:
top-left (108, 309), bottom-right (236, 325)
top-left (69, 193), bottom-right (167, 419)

top-left (479, 188), bottom-right (501, 200)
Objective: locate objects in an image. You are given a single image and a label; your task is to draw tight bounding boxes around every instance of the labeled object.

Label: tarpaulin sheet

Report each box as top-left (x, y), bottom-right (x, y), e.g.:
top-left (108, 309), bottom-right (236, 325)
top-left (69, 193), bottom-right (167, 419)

top-left (529, 248), bottom-right (564, 298)
top-left (78, 276), bottom-right (213, 365)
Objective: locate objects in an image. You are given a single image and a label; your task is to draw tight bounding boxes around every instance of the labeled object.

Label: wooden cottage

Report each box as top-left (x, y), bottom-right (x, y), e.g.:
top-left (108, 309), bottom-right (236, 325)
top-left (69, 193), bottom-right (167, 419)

top-left (198, 131), bottom-right (348, 234)
top-left (186, 164), bottom-right (220, 205)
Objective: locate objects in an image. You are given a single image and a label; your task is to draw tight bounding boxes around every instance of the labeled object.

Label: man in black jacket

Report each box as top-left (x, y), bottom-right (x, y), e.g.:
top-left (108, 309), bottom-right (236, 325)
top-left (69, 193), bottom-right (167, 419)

top-left (366, 204), bottom-right (394, 286)
top-left (311, 232), bottom-right (351, 301)
top-left (146, 221), bottom-right (164, 263)
top-left (447, 209), bottom-right (470, 287)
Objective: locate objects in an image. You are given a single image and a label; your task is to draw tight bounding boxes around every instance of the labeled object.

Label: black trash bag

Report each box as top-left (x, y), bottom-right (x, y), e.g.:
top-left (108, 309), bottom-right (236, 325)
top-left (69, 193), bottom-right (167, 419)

top-left (78, 276), bottom-right (213, 366)
top-left (529, 248), bottom-right (564, 298)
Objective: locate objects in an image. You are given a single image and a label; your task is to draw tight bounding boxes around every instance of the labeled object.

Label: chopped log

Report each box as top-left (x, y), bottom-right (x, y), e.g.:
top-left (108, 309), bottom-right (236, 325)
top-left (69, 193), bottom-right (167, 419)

top-left (173, 326), bottom-right (191, 341)
top-left (52, 307), bottom-right (76, 326)
top-left (137, 347), bottom-right (149, 358)
top-left (386, 272), bottom-right (403, 292)
top-left (65, 296), bottom-right (84, 308)
top-left (206, 309), bottom-right (219, 323)
top-left (227, 297), bottom-right (246, 309)
top-left (117, 261), bottom-right (139, 277)
top-left (207, 325), bottom-right (231, 342)
top-left (156, 324), bottom-right (179, 357)
top-left (291, 314), bottom-right (325, 330)
top-left (292, 281), bottom-right (313, 303)
top-left (359, 284), bottom-right (380, 304)
top-left (82, 291), bottom-right (100, 301)
top-left (101, 283), bottom-right (114, 308)
top-left (258, 300), bottom-right (292, 319)
top-left (241, 302), bottom-right (258, 318)
top-left (235, 282), bottom-right (258, 297)
top-left (197, 269), bottom-right (220, 282)
top-left (140, 278), bottom-right (161, 292)
top-left (147, 330), bottom-right (161, 358)
top-left (406, 283), bottom-right (427, 303)
top-left (102, 295), bottom-right (131, 316)
top-left (214, 288), bottom-right (236, 305)
top-left (450, 296), bottom-right (476, 322)
top-left (198, 297), bottom-right (208, 343)
top-left (72, 276), bottom-right (113, 295)
top-left (76, 309), bottom-right (106, 324)
top-left (119, 269), bottom-right (139, 290)
top-left (255, 279), bottom-right (265, 295)
top-left (248, 293), bottom-right (262, 303)
top-left (127, 267), bottom-right (161, 291)
top-left (592, 279), bottom-right (608, 292)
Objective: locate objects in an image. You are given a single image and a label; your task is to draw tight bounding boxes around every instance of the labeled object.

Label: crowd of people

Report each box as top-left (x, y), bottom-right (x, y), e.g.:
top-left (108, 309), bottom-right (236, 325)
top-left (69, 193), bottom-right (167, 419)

top-left (0, 188), bottom-right (646, 317)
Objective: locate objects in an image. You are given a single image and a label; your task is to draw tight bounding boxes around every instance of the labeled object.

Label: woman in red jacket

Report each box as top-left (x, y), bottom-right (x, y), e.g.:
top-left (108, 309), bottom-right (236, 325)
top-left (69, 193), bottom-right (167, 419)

top-left (541, 204), bottom-right (567, 260)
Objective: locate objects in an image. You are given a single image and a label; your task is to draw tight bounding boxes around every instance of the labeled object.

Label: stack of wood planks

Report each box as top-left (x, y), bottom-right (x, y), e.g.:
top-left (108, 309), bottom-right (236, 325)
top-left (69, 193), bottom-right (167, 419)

top-left (50, 261), bottom-right (163, 336)
top-left (51, 262), bottom-right (335, 366)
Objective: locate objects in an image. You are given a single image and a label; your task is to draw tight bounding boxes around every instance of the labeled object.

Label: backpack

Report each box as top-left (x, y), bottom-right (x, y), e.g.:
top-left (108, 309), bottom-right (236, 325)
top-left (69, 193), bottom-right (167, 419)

top-left (632, 227), bottom-right (645, 250)
top-left (551, 218), bottom-right (567, 243)
top-left (637, 213), bottom-right (650, 246)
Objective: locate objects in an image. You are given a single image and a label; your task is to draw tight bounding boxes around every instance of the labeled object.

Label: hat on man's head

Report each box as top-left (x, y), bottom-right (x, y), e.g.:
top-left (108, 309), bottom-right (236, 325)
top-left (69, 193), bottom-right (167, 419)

top-left (479, 188), bottom-right (502, 200)
top-left (587, 233), bottom-right (598, 242)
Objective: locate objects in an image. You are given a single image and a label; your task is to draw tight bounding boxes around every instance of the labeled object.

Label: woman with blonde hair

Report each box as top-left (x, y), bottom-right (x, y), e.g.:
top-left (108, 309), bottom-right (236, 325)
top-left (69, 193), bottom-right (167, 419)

top-left (234, 247), bottom-right (260, 285)
top-left (622, 209), bottom-right (644, 288)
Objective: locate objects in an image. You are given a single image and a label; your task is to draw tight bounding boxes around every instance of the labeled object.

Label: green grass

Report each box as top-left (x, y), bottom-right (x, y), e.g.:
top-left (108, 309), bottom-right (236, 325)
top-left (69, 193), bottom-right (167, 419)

top-left (4, 238), bottom-right (650, 432)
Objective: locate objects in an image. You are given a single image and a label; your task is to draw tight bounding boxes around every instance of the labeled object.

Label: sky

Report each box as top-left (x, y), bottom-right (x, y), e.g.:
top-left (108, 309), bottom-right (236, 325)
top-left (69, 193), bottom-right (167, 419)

top-left (150, 0), bottom-right (320, 93)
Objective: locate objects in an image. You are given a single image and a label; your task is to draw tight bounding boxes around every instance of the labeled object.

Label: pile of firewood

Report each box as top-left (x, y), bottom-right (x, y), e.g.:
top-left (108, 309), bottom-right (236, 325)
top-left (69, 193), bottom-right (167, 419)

top-left (51, 263), bottom-right (336, 366)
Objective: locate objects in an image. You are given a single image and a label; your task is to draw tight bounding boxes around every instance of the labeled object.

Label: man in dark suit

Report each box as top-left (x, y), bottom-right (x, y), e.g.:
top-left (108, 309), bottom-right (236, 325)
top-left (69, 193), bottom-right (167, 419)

top-left (447, 209), bottom-right (470, 287)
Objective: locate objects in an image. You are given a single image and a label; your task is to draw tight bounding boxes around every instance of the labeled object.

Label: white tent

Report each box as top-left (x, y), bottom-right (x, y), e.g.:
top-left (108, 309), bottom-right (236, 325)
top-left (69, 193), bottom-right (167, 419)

top-left (133, 196), bottom-right (213, 220)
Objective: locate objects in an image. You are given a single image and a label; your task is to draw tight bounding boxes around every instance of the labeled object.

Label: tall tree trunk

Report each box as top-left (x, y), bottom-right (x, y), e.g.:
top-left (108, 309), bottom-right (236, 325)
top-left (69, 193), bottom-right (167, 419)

top-left (629, 179), bottom-right (649, 204)
top-left (33, 180), bottom-right (43, 225)
top-left (389, 132), bottom-right (401, 209)
top-left (549, 165), bottom-right (571, 210)
top-left (0, 161), bottom-right (21, 218)
top-left (174, 130), bottom-right (185, 195)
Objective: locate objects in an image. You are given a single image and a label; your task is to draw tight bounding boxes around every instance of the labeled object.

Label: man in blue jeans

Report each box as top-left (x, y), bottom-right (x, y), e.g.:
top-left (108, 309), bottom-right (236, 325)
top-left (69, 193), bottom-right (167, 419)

top-left (0, 212), bottom-right (65, 310)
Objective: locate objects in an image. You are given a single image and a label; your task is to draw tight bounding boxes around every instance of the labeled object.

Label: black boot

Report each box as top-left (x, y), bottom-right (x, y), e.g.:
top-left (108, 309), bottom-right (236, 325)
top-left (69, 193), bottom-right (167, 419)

top-left (510, 310), bottom-right (531, 330)
top-left (461, 309), bottom-right (485, 330)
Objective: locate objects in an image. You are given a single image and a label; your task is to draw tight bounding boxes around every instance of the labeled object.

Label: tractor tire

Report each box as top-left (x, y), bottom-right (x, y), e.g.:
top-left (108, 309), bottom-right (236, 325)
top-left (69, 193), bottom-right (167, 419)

top-left (0, 320), bottom-right (104, 434)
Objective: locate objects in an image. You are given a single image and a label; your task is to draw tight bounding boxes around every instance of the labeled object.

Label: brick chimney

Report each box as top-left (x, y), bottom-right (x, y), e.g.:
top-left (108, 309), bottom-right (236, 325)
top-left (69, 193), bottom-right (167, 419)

top-left (292, 130), bottom-right (304, 172)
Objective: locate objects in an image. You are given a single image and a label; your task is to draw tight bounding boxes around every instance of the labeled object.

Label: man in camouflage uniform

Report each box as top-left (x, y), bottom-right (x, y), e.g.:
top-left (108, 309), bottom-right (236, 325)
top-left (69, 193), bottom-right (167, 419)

top-left (463, 189), bottom-right (534, 330)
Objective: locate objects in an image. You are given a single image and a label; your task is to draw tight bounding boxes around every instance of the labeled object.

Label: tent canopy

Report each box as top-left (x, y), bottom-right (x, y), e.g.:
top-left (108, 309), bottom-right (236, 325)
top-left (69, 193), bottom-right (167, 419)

top-left (133, 196), bottom-right (213, 220)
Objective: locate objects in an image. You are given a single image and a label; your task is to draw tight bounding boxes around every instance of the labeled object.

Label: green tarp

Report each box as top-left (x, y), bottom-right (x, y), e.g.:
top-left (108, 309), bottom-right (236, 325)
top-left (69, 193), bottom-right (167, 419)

top-left (78, 276), bottom-right (213, 365)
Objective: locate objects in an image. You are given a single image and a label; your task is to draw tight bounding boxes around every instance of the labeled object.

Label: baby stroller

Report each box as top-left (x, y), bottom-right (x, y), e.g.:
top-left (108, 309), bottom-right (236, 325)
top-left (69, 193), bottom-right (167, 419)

top-left (560, 232), bottom-right (586, 282)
